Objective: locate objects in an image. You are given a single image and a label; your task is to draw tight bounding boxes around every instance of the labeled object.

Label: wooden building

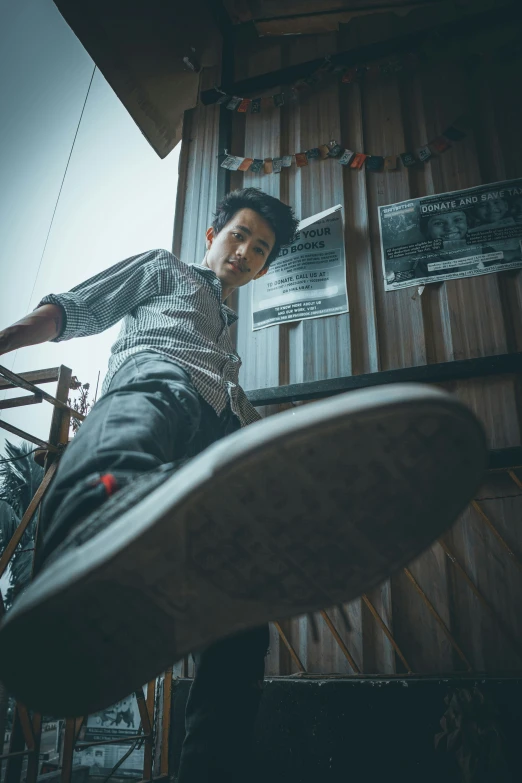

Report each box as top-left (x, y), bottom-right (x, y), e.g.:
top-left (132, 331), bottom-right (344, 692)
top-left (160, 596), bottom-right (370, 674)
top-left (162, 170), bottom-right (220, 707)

top-left (55, 0), bottom-right (522, 680)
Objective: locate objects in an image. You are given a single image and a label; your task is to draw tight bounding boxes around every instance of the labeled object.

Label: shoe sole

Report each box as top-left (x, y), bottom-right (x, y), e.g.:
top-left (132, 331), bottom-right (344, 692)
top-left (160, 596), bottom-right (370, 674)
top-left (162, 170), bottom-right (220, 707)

top-left (0, 384), bottom-right (486, 716)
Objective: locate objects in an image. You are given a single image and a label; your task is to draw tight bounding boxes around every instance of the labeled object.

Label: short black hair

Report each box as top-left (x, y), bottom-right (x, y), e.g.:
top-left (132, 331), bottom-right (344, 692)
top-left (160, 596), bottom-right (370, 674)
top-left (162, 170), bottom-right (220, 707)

top-left (212, 188), bottom-right (299, 268)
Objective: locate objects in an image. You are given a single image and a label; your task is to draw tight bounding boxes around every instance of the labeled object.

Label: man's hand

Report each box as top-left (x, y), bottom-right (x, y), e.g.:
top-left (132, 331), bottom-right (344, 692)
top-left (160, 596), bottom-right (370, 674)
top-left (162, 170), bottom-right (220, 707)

top-left (0, 304), bottom-right (64, 357)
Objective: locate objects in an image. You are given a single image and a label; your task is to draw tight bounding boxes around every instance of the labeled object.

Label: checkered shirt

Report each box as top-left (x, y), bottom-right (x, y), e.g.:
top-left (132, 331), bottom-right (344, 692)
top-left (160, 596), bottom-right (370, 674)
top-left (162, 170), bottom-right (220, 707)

top-left (39, 249), bottom-right (261, 427)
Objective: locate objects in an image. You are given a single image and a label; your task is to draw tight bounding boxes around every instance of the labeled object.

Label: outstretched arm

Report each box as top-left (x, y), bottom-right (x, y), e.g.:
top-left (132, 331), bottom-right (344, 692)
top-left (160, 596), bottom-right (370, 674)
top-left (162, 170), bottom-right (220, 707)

top-left (0, 304), bottom-right (64, 357)
top-left (0, 249), bottom-right (170, 356)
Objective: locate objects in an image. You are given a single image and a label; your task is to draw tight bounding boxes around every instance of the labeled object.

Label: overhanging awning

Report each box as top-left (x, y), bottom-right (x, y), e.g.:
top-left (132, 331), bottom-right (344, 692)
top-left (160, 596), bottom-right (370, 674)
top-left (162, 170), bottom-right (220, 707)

top-left (53, 0), bottom-right (516, 158)
top-left (54, 0), bottom-right (222, 159)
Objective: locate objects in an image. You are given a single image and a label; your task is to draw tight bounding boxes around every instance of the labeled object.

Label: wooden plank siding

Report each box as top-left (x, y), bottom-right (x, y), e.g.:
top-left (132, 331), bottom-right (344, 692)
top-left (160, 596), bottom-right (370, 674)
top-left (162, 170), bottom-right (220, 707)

top-left (173, 27), bottom-right (522, 675)
top-left (170, 53), bottom-right (224, 682)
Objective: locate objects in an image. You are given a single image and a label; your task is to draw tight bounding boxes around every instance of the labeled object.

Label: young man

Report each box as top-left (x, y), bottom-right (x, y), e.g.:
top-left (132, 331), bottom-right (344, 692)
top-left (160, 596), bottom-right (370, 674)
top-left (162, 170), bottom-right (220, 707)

top-left (0, 188), bottom-right (486, 781)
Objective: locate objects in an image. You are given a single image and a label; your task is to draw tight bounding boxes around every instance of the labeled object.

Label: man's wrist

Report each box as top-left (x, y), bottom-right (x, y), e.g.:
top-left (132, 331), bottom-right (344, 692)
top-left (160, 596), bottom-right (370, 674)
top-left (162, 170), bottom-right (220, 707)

top-left (0, 327), bottom-right (15, 357)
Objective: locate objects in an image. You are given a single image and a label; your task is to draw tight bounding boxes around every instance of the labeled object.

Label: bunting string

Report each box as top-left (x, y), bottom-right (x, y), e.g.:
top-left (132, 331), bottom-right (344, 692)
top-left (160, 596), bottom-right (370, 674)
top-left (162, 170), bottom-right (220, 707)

top-left (204, 34), bottom-right (522, 113)
top-left (206, 52), bottom-right (419, 114)
top-left (219, 118), bottom-right (469, 175)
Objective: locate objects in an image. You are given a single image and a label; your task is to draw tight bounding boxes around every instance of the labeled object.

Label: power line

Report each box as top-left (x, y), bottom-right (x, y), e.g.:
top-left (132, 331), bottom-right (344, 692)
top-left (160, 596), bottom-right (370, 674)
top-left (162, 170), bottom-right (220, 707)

top-left (25, 64), bottom-right (97, 313)
top-left (1, 64), bottom-right (97, 405)
top-left (0, 448), bottom-right (39, 465)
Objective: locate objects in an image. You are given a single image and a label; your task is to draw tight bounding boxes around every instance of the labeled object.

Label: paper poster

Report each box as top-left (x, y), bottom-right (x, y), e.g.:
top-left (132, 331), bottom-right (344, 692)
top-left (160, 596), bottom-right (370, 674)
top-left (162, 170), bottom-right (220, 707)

top-left (379, 178), bottom-right (522, 291)
top-left (252, 205), bottom-right (348, 330)
top-left (72, 693), bottom-right (145, 777)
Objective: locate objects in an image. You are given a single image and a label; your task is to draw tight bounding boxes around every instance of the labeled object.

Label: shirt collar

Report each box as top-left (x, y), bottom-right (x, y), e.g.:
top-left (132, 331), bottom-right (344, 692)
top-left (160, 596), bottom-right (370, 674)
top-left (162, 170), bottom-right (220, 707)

top-left (192, 263), bottom-right (239, 325)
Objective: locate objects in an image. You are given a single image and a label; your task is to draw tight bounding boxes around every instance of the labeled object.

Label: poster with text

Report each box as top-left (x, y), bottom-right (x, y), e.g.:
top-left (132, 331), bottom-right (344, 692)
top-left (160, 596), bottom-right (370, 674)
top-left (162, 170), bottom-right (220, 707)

top-left (72, 692), bottom-right (145, 778)
top-left (379, 178), bottom-right (522, 291)
top-left (252, 205), bottom-right (349, 330)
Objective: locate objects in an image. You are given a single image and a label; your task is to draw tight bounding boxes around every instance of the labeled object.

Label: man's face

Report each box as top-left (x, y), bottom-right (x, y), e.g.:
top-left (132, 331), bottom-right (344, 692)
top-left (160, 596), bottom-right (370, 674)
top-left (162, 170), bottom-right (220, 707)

top-left (427, 211), bottom-right (468, 240)
top-left (204, 208), bottom-right (276, 297)
top-left (475, 198), bottom-right (509, 224)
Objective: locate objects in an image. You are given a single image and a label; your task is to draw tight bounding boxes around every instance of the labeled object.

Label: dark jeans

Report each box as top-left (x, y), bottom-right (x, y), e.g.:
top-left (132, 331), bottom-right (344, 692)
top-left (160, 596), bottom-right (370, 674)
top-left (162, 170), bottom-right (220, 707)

top-left (40, 351), bottom-right (270, 782)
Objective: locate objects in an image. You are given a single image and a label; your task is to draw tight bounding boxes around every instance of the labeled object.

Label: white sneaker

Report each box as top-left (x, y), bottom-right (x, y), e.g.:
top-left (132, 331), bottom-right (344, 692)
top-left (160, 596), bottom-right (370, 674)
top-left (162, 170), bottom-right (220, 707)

top-left (0, 384), bottom-right (486, 717)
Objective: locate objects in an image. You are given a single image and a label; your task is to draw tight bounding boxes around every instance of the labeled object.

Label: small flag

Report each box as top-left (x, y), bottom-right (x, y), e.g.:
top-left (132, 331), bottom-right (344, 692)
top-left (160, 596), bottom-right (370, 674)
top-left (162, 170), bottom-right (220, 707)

top-left (327, 141), bottom-right (343, 158)
top-left (319, 144), bottom-right (330, 159)
top-left (226, 96), bottom-right (242, 111)
top-left (282, 155), bottom-right (293, 167)
top-left (264, 158), bottom-right (273, 174)
top-left (216, 93), bottom-right (231, 105)
top-left (317, 57), bottom-right (334, 75)
top-left (238, 157), bottom-right (254, 171)
top-left (417, 145), bottom-right (432, 162)
top-left (295, 152), bottom-right (308, 168)
top-left (249, 159), bottom-right (264, 173)
top-left (356, 66), bottom-right (368, 80)
top-left (367, 64), bottom-right (380, 79)
top-left (384, 155), bottom-right (398, 171)
top-left (250, 98), bottom-right (261, 114)
top-left (237, 99), bottom-right (251, 113)
top-left (442, 125), bottom-right (467, 141)
top-left (272, 157), bottom-right (283, 173)
top-left (338, 149), bottom-right (355, 165)
top-left (293, 79), bottom-right (309, 93)
top-left (429, 136), bottom-right (451, 153)
top-left (366, 155), bottom-right (384, 171)
top-left (342, 68), bottom-right (357, 83)
top-left (400, 152), bottom-right (416, 167)
top-left (350, 153), bottom-right (368, 169)
top-left (261, 97), bottom-right (274, 110)
top-left (221, 155), bottom-right (245, 170)
top-left (305, 72), bottom-right (322, 86)
top-left (390, 56), bottom-right (404, 72)
top-left (273, 93), bottom-right (285, 108)
top-left (306, 148), bottom-right (320, 160)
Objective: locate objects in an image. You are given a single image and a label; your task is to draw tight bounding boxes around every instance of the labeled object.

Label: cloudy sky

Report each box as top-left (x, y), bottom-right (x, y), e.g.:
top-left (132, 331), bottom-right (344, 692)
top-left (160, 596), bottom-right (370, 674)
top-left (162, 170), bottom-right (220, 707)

top-left (0, 0), bottom-right (180, 450)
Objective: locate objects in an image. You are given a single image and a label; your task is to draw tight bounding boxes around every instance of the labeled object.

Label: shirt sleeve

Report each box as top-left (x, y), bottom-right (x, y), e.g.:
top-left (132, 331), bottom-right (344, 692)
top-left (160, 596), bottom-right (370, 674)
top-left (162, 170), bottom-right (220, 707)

top-left (38, 249), bottom-right (172, 341)
top-left (236, 387), bottom-right (262, 426)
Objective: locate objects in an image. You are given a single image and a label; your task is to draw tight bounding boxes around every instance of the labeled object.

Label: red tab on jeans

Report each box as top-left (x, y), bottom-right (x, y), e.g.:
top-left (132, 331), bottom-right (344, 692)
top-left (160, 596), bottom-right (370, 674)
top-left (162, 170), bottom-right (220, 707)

top-left (100, 474), bottom-right (118, 496)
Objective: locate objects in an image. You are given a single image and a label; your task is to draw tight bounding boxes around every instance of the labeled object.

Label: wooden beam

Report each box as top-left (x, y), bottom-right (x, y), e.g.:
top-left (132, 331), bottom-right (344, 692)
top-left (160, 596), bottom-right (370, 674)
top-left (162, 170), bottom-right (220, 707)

top-left (0, 394), bottom-right (42, 410)
top-left (0, 363), bottom-right (84, 421)
top-left (142, 682), bottom-right (155, 781)
top-left (245, 0), bottom-right (420, 21)
top-left (200, 2), bottom-right (522, 100)
top-left (160, 668), bottom-right (173, 776)
top-left (255, 4), bottom-right (429, 37)
top-left (222, 0), bottom-right (253, 25)
top-left (0, 461), bottom-right (58, 581)
top-left (0, 420), bottom-right (57, 451)
top-left (47, 365), bottom-right (73, 454)
top-left (0, 367), bottom-right (59, 391)
top-left (206, 0), bottom-right (235, 208)
top-left (245, 352), bottom-right (522, 406)
top-left (489, 447), bottom-right (522, 472)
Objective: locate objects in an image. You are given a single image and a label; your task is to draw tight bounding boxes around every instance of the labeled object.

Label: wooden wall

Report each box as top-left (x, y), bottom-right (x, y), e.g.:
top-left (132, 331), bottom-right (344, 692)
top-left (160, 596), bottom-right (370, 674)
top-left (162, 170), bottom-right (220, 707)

top-left (172, 23), bottom-right (522, 677)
